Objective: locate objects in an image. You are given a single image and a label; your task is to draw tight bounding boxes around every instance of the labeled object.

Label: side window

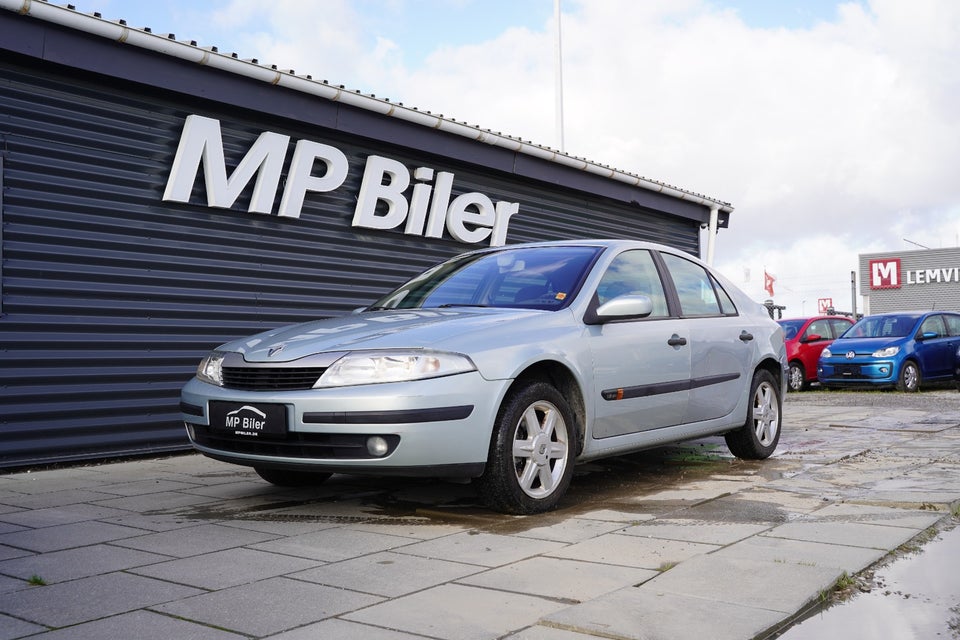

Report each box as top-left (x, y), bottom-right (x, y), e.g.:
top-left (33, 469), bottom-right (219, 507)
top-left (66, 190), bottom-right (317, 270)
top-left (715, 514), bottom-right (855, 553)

top-left (804, 320), bottom-right (829, 340)
top-left (920, 315), bottom-right (945, 338)
top-left (829, 319), bottom-right (853, 338)
top-left (712, 275), bottom-right (738, 315)
top-left (660, 253), bottom-right (722, 317)
top-left (595, 250), bottom-right (669, 317)
top-left (944, 314), bottom-right (960, 337)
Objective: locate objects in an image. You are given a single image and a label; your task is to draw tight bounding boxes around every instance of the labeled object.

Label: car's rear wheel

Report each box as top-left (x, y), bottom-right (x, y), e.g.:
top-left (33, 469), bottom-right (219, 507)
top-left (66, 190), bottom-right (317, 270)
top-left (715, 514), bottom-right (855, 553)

top-left (787, 362), bottom-right (806, 392)
top-left (725, 369), bottom-right (781, 459)
top-left (896, 361), bottom-right (921, 392)
top-left (477, 381), bottom-right (575, 515)
top-left (254, 467), bottom-right (332, 487)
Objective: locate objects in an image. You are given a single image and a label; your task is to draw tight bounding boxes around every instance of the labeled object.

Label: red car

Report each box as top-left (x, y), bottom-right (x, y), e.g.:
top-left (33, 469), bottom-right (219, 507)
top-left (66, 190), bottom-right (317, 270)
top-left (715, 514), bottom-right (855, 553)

top-left (777, 315), bottom-right (854, 391)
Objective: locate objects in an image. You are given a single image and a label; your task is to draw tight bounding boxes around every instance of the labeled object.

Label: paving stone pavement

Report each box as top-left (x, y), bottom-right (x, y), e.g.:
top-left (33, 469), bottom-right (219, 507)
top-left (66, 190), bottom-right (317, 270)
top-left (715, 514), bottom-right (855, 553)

top-left (1, 393), bottom-right (959, 640)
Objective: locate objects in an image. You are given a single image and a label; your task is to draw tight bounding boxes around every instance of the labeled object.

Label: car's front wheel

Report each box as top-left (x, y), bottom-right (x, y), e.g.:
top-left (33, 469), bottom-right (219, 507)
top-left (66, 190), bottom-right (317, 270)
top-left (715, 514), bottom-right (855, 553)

top-left (896, 361), bottom-right (921, 392)
top-left (477, 380), bottom-right (576, 514)
top-left (725, 369), bottom-right (781, 459)
top-left (254, 467), bottom-right (332, 487)
top-left (787, 362), bottom-right (806, 392)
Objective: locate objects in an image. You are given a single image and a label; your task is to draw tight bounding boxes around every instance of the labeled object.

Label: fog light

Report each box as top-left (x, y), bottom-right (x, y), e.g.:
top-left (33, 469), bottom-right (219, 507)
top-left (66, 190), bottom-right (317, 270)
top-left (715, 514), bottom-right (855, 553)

top-left (184, 423), bottom-right (196, 440)
top-left (879, 366), bottom-right (889, 374)
top-left (367, 436), bottom-right (390, 457)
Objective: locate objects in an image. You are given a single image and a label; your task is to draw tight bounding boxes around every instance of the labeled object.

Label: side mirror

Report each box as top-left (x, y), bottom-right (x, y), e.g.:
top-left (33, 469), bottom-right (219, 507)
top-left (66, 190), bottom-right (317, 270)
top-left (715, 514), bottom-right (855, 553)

top-left (802, 333), bottom-right (823, 343)
top-left (919, 331), bottom-right (939, 340)
top-left (595, 294), bottom-right (654, 321)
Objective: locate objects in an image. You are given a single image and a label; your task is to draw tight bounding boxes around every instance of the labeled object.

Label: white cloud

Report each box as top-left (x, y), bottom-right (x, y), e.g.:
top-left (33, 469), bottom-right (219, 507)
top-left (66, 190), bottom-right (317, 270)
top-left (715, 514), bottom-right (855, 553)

top-left (205, 0), bottom-right (960, 316)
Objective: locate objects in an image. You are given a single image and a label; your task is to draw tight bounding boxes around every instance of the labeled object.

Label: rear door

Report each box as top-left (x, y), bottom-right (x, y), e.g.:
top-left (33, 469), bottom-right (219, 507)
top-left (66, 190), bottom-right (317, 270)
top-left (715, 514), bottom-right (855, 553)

top-left (658, 252), bottom-right (755, 424)
top-left (914, 314), bottom-right (954, 379)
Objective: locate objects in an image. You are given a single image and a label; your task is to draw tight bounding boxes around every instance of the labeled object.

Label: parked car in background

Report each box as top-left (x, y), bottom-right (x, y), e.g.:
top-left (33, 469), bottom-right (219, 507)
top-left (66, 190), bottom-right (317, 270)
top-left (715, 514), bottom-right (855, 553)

top-left (181, 239), bottom-right (787, 514)
top-left (777, 315), bottom-right (855, 391)
top-left (818, 310), bottom-right (960, 392)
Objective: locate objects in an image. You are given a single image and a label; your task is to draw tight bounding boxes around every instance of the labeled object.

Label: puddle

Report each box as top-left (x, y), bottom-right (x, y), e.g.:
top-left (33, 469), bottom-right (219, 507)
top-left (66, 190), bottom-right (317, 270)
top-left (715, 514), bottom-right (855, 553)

top-left (774, 523), bottom-right (960, 639)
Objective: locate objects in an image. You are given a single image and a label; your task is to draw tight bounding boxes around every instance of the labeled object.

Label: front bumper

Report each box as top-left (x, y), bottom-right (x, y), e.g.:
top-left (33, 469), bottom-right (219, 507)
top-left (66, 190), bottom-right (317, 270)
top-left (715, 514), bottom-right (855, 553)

top-left (180, 371), bottom-right (508, 477)
top-left (817, 359), bottom-right (897, 387)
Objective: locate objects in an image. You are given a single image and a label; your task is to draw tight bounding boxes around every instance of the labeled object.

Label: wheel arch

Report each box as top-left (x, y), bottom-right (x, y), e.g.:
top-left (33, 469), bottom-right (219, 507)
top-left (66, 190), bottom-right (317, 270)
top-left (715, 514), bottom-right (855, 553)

top-left (505, 361), bottom-right (587, 457)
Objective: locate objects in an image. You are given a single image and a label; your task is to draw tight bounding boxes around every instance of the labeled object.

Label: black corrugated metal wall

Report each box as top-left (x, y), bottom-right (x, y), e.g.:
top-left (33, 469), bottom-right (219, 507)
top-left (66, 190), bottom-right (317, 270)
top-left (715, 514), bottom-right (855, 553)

top-left (0, 55), bottom-right (700, 468)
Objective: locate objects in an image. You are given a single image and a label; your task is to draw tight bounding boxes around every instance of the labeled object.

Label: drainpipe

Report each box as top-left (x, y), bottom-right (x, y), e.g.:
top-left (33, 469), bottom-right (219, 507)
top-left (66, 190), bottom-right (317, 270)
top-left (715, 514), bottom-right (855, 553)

top-left (705, 205), bottom-right (719, 265)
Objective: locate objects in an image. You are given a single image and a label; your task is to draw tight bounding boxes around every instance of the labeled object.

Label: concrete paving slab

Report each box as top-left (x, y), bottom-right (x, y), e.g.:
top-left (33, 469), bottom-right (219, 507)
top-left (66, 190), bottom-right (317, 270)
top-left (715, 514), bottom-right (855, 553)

top-left (0, 545), bottom-right (31, 562)
top-left (152, 577), bottom-right (383, 637)
top-left (508, 517), bottom-right (629, 543)
top-left (99, 512), bottom-right (223, 532)
top-left (0, 503), bottom-right (132, 529)
top-left (0, 520), bottom-right (149, 553)
top-left (0, 489), bottom-right (122, 510)
top-left (0, 572), bottom-right (204, 627)
top-left (0, 522), bottom-right (25, 535)
top-left (543, 585), bottom-right (787, 640)
top-left (130, 547), bottom-right (320, 590)
top-left (264, 617), bottom-right (427, 639)
top-left (0, 574), bottom-right (29, 595)
top-left (291, 550), bottom-right (481, 597)
top-left (762, 520), bottom-right (926, 550)
top-left (250, 527), bottom-right (415, 562)
top-left (112, 523), bottom-right (279, 557)
top-left (91, 491), bottom-right (219, 512)
top-left (546, 532), bottom-right (718, 570)
top-left (343, 583), bottom-right (568, 640)
top-left (0, 543), bottom-right (170, 583)
top-left (396, 531), bottom-right (567, 567)
top-left (218, 518), bottom-right (343, 536)
top-left (346, 520), bottom-right (468, 539)
top-left (575, 509), bottom-right (656, 524)
top-left (618, 519), bottom-right (770, 545)
top-left (811, 503), bottom-right (945, 529)
top-left (458, 556), bottom-right (657, 602)
top-left (92, 479), bottom-right (205, 497)
top-left (711, 535), bottom-right (886, 575)
top-left (0, 613), bottom-right (45, 640)
top-left (19, 609), bottom-right (246, 639)
top-left (640, 553), bottom-right (841, 614)
top-left (505, 626), bottom-right (602, 640)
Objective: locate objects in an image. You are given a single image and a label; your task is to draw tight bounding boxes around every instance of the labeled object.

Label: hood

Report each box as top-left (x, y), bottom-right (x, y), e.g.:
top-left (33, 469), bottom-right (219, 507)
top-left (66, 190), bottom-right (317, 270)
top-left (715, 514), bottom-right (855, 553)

top-left (829, 336), bottom-right (905, 354)
top-left (219, 308), bottom-right (545, 362)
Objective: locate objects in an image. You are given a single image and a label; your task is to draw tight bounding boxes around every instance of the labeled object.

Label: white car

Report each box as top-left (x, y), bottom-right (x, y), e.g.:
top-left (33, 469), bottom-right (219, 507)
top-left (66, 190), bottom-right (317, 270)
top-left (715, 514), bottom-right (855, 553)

top-left (181, 240), bottom-right (786, 514)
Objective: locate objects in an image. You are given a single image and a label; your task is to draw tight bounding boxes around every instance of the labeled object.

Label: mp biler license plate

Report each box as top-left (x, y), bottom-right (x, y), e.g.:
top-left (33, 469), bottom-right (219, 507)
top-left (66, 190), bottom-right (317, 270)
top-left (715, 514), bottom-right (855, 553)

top-left (209, 402), bottom-right (287, 438)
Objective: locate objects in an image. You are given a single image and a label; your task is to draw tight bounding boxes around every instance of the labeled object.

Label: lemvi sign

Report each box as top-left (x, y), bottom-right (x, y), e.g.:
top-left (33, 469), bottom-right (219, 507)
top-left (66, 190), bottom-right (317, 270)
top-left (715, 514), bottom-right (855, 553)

top-left (162, 115), bottom-right (520, 246)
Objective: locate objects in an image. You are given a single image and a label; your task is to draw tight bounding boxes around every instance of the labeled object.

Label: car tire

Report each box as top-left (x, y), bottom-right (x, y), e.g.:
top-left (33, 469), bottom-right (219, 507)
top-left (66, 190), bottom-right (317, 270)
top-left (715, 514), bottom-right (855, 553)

top-left (787, 362), bottom-right (806, 392)
top-left (725, 369), bottom-right (781, 460)
top-left (896, 361), bottom-right (921, 392)
top-left (476, 380), bottom-right (576, 515)
top-left (254, 467), bottom-right (332, 487)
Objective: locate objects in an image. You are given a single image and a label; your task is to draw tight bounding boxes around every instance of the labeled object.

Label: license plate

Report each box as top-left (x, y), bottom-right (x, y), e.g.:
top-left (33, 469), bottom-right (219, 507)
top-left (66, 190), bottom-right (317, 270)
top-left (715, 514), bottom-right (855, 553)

top-left (209, 402), bottom-right (287, 438)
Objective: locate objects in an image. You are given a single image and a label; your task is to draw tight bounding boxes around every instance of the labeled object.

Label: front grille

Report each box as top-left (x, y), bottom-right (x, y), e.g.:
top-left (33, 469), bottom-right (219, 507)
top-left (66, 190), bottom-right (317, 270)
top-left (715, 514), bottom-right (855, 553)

top-left (222, 366), bottom-right (327, 391)
top-left (835, 363), bottom-right (863, 377)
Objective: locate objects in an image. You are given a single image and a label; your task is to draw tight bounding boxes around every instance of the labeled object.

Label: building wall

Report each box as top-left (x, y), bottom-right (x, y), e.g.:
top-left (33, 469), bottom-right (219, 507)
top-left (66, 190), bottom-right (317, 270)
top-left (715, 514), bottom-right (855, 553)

top-left (859, 247), bottom-right (960, 314)
top-left (0, 29), bottom-right (713, 467)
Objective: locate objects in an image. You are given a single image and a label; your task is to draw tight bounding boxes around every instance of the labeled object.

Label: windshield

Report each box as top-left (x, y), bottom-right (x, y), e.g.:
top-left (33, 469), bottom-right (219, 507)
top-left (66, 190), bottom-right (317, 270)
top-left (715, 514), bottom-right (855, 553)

top-left (369, 245), bottom-right (602, 311)
top-left (777, 319), bottom-right (805, 341)
top-left (843, 314), bottom-right (919, 339)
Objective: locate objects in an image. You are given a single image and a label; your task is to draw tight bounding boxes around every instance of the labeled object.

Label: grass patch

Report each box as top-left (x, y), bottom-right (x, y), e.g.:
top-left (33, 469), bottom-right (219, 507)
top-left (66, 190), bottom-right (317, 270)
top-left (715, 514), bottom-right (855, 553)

top-left (27, 575), bottom-right (46, 586)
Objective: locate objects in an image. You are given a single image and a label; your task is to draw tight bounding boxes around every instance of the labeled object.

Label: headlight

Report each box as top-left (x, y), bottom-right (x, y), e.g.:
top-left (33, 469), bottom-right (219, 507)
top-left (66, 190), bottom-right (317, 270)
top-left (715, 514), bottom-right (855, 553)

top-left (820, 347), bottom-right (832, 358)
top-left (197, 351), bottom-right (226, 386)
top-left (316, 351), bottom-right (476, 387)
top-left (872, 346), bottom-right (900, 358)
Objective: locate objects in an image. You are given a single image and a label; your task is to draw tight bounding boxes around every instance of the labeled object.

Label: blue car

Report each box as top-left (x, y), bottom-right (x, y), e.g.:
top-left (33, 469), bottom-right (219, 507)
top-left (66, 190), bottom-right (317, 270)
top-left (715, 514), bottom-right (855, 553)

top-left (818, 311), bottom-right (960, 392)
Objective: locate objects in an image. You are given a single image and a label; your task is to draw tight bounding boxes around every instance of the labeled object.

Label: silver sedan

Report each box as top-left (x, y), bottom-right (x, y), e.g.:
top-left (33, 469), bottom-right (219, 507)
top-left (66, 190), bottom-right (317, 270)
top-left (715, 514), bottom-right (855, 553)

top-left (181, 239), bottom-right (786, 514)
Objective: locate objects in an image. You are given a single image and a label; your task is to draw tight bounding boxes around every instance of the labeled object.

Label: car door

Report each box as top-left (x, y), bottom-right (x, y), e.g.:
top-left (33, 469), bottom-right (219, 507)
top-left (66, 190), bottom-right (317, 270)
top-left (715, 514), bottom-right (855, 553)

top-left (914, 314), bottom-right (954, 379)
top-left (796, 318), bottom-right (833, 379)
top-left (659, 252), bottom-right (755, 424)
top-left (587, 249), bottom-right (691, 438)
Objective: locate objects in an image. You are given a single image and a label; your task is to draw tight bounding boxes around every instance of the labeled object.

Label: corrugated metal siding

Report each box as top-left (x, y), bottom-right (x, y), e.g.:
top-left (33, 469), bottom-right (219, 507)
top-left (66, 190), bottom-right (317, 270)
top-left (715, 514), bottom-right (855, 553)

top-left (0, 57), bottom-right (700, 468)
top-left (859, 248), bottom-right (960, 314)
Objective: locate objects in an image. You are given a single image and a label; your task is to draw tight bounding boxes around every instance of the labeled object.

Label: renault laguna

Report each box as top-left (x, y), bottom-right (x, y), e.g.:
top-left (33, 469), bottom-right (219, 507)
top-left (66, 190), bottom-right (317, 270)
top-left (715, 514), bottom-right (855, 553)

top-left (180, 240), bottom-right (786, 514)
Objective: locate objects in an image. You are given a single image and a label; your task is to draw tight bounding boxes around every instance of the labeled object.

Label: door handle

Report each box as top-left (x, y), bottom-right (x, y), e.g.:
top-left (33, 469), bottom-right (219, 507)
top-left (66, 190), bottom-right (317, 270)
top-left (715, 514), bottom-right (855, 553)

top-left (667, 334), bottom-right (687, 347)
top-left (739, 331), bottom-right (754, 342)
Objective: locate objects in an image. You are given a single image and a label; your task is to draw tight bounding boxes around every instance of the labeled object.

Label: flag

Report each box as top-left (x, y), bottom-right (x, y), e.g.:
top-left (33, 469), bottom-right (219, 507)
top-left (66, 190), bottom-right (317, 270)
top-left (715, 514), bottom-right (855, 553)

top-left (764, 270), bottom-right (776, 297)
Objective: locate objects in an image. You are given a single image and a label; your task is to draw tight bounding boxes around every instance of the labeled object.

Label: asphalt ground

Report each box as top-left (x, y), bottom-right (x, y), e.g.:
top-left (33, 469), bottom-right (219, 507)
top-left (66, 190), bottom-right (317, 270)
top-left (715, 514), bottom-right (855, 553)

top-left (1, 389), bottom-right (959, 639)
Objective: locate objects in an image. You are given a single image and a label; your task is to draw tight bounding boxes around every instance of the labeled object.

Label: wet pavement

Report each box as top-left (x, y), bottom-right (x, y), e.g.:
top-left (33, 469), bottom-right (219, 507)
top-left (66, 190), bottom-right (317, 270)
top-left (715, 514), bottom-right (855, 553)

top-left (0, 390), bottom-right (958, 639)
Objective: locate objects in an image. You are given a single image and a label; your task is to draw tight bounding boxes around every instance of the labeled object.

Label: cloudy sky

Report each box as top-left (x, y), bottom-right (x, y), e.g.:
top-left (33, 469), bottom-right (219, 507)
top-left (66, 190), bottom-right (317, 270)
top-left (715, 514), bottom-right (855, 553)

top-left (77, 0), bottom-right (959, 317)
